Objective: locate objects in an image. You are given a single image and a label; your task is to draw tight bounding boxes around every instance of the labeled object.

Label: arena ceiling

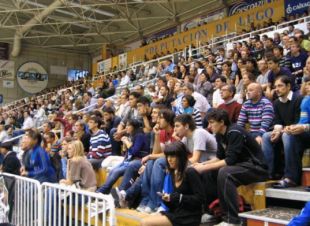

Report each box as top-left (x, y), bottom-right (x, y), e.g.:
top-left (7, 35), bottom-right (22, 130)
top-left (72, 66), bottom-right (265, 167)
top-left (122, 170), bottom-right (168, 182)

top-left (0, 0), bottom-right (237, 53)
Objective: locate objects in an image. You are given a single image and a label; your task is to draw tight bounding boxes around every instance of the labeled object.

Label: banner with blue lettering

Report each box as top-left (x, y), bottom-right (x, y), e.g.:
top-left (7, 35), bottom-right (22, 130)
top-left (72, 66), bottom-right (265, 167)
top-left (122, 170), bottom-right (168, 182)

top-left (228, 0), bottom-right (274, 16)
top-left (285, 0), bottom-right (310, 16)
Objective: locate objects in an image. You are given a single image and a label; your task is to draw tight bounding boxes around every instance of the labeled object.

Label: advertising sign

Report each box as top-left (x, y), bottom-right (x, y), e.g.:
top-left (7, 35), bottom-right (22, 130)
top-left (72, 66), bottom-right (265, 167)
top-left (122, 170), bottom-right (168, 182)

top-left (3, 80), bottom-right (14, 88)
top-left (0, 60), bottom-right (14, 80)
top-left (285, 0), bottom-right (310, 16)
top-left (228, 0), bottom-right (274, 16)
top-left (16, 62), bottom-right (48, 94)
top-left (119, 53), bottom-right (127, 69)
top-left (139, 0), bottom-right (284, 59)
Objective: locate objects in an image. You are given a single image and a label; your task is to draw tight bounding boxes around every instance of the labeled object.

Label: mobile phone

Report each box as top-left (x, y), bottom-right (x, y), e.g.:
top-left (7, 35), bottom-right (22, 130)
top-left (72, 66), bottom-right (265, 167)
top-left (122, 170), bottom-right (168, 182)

top-left (157, 192), bottom-right (163, 196)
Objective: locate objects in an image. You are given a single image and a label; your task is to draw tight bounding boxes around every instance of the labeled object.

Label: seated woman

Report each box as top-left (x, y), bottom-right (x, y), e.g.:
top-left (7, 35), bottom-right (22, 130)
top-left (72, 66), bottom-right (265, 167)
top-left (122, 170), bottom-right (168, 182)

top-left (141, 141), bottom-right (204, 226)
top-left (59, 137), bottom-right (72, 182)
top-left (178, 95), bottom-right (203, 128)
top-left (20, 129), bottom-right (57, 183)
top-left (60, 140), bottom-right (97, 192)
top-left (97, 119), bottom-right (150, 194)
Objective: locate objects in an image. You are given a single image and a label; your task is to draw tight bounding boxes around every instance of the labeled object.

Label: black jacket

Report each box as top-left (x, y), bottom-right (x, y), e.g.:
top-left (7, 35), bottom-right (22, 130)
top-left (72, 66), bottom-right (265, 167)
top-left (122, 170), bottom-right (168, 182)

top-left (216, 124), bottom-right (268, 168)
top-left (2, 152), bottom-right (21, 175)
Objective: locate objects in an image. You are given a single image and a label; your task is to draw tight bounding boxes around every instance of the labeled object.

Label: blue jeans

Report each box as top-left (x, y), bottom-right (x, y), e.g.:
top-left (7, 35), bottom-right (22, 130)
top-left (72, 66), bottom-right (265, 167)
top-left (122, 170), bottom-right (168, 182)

top-left (262, 132), bottom-right (299, 183)
top-left (97, 159), bottom-right (141, 194)
top-left (125, 177), bottom-right (142, 202)
top-left (140, 157), bottom-right (166, 210)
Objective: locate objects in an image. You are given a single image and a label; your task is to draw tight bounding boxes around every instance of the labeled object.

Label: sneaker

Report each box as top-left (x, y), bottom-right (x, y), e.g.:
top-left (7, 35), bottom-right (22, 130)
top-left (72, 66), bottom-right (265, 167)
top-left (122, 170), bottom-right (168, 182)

top-left (201, 213), bottom-right (216, 223)
top-left (118, 190), bottom-right (127, 208)
top-left (136, 205), bottom-right (146, 212)
top-left (144, 206), bottom-right (153, 214)
top-left (214, 221), bottom-right (241, 226)
top-left (151, 206), bottom-right (165, 215)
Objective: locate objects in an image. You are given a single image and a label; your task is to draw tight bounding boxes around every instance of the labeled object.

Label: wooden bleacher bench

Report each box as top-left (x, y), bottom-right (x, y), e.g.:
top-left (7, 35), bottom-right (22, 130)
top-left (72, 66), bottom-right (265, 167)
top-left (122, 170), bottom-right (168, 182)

top-left (237, 181), bottom-right (277, 210)
top-left (115, 209), bottom-right (149, 226)
top-left (95, 167), bottom-right (122, 188)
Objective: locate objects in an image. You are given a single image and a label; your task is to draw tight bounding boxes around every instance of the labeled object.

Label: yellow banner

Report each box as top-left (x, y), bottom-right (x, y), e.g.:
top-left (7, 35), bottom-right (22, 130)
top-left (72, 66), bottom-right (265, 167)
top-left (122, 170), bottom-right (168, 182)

top-left (128, 0), bottom-right (284, 60)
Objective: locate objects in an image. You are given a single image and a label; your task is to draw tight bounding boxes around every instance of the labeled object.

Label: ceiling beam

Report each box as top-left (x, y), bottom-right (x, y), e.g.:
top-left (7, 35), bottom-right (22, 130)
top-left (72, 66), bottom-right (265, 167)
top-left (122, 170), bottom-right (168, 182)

top-left (0, 16), bottom-right (171, 29)
top-left (0, 30), bottom-right (137, 40)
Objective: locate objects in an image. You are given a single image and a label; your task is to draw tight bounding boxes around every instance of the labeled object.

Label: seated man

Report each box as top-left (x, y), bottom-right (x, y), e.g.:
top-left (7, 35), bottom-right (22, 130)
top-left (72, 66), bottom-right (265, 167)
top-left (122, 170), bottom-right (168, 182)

top-left (273, 77), bottom-right (310, 188)
top-left (87, 116), bottom-right (112, 169)
top-left (174, 114), bottom-right (217, 163)
top-left (262, 76), bottom-right (303, 182)
top-left (194, 109), bottom-right (268, 226)
top-left (218, 84), bottom-right (242, 124)
top-left (237, 83), bottom-right (274, 145)
top-left (102, 107), bottom-right (121, 135)
top-left (111, 92), bottom-right (141, 156)
top-left (112, 108), bottom-right (175, 212)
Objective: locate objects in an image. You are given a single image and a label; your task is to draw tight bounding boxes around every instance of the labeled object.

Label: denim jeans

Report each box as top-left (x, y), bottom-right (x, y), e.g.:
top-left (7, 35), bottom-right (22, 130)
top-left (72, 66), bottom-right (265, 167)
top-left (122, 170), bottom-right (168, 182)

top-left (97, 159), bottom-right (141, 194)
top-left (139, 157), bottom-right (167, 210)
top-left (262, 132), bottom-right (300, 183)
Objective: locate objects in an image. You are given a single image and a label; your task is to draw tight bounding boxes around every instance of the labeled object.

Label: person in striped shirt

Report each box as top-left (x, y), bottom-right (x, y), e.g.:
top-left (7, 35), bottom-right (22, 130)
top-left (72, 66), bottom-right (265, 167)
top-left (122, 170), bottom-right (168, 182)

top-left (87, 116), bottom-right (112, 169)
top-left (237, 83), bottom-right (274, 145)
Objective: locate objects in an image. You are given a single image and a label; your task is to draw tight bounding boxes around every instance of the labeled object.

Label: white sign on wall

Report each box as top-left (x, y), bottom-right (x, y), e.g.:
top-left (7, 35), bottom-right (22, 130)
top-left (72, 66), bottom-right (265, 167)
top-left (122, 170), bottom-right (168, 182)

top-left (3, 80), bottom-right (14, 88)
top-left (119, 53), bottom-right (127, 69)
top-left (0, 60), bottom-right (14, 80)
top-left (98, 58), bottom-right (112, 73)
top-left (17, 62), bottom-right (48, 94)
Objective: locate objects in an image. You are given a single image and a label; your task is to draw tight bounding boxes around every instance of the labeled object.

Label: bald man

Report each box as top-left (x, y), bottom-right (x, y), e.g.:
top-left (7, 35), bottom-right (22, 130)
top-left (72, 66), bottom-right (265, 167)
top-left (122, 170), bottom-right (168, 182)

top-left (237, 83), bottom-right (274, 145)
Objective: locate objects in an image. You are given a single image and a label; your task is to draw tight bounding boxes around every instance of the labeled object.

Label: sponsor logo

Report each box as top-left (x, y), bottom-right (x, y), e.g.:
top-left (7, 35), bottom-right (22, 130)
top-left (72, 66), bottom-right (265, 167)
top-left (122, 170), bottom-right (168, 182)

top-left (229, 0), bottom-right (266, 16)
top-left (286, 2), bottom-right (310, 14)
top-left (16, 62), bottom-right (48, 94)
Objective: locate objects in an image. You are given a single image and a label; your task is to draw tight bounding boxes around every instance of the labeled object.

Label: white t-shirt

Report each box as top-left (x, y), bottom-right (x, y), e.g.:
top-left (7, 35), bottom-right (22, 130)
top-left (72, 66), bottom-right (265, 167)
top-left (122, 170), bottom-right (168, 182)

top-left (212, 89), bottom-right (224, 108)
top-left (182, 128), bottom-right (217, 162)
top-left (192, 92), bottom-right (210, 114)
top-left (22, 116), bottom-right (34, 130)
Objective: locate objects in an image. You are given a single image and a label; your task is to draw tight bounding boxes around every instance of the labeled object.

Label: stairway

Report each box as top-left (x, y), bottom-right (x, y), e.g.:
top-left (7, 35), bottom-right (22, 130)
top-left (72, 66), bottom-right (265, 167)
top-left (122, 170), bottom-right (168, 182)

top-left (239, 149), bottom-right (310, 225)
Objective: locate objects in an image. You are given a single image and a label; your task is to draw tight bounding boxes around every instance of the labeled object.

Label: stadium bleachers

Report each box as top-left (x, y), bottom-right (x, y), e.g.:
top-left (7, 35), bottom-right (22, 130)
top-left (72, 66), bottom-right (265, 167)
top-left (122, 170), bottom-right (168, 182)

top-left (1, 2), bottom-right (310, 226)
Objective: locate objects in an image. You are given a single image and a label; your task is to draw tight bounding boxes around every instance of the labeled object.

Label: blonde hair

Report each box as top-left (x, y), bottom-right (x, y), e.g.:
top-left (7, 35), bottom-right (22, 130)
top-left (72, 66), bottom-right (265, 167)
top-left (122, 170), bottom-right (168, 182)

top-left (69, 140), bottom-right (85, 158)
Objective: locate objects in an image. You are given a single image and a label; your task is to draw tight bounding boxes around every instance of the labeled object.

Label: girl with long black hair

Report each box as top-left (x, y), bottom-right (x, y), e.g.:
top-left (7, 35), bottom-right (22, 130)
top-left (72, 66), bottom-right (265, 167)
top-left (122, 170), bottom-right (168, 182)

top-left (141, 141), bottom-right (204, 226)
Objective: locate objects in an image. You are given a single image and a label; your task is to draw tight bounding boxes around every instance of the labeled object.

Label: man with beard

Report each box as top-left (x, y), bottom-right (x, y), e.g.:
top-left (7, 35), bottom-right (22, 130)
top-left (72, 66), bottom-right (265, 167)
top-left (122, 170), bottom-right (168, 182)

top-left (262, 76), bottom-right (303, 183)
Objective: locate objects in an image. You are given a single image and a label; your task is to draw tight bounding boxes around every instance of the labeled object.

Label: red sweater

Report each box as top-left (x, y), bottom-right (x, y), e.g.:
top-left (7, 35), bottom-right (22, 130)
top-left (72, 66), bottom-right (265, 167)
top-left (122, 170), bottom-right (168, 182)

top-left (218, 101), bottom-right (242, 124)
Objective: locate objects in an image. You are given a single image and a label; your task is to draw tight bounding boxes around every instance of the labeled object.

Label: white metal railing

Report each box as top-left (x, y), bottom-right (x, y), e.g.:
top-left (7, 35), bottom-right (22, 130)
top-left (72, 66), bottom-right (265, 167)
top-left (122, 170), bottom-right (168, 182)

top-left (0, 173), bottom-right (42, 226)
top-left (41, 182), bottom-right (115, 226)
top-left (277, 15), bottom-right (310, 29)
top-left (93, 54), bottom-right (174, 82)
top-left (0, 173), bottom-right (115, 226)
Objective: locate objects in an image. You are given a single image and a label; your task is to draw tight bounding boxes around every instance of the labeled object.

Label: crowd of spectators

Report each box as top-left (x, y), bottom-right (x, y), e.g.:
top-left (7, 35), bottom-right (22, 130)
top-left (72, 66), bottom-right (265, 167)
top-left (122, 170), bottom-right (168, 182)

top-left (0, 16), bottom-right (310, 226)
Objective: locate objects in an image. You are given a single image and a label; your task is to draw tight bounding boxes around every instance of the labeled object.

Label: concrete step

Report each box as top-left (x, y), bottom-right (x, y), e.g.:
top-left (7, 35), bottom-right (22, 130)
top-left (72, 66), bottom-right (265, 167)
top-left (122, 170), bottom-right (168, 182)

top-left (266, 186), bottom-right (310, 202)
top-left (239, 207), bottom-right (300, 226)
